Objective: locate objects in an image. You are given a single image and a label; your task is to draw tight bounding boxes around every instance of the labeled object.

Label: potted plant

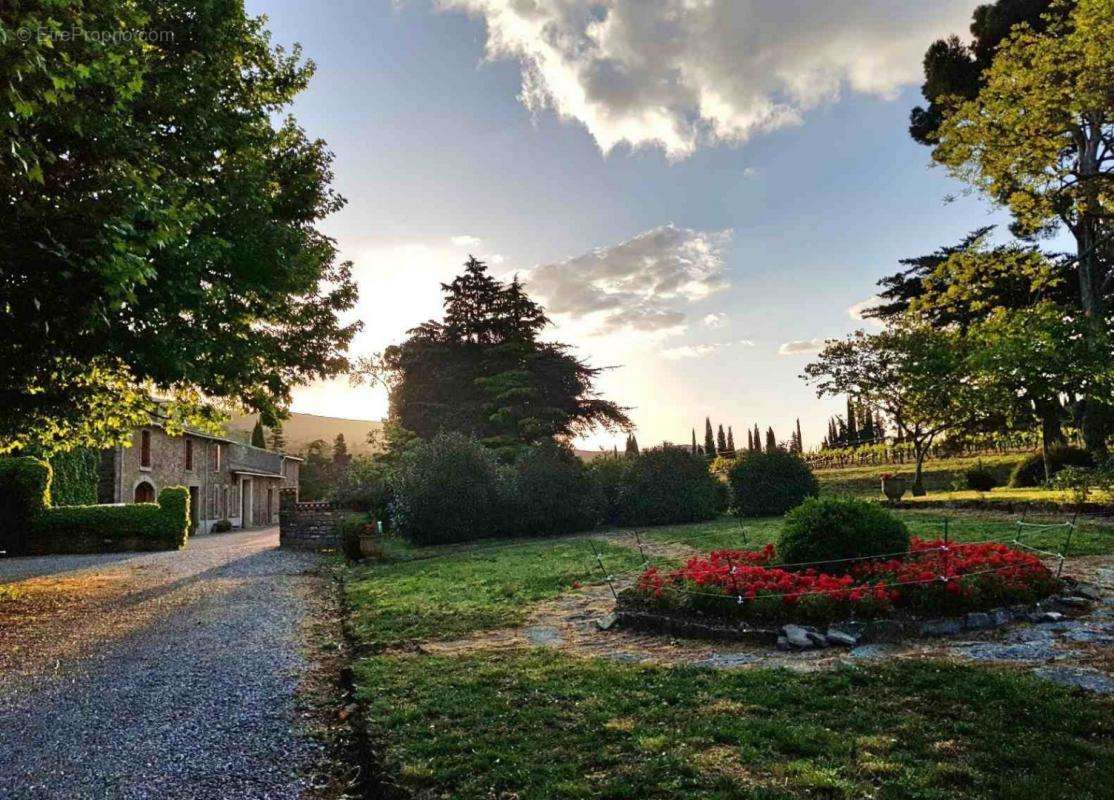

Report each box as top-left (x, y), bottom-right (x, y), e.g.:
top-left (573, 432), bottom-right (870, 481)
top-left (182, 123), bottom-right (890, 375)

top-left (881, 473), bottom-right (907, 502)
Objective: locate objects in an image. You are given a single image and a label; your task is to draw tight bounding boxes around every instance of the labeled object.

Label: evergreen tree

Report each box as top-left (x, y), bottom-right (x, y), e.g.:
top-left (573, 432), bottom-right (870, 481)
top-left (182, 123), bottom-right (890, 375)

top-left (875, 411), bottom-right (887, 441)
top-left (846, 397), bottom-right (858, 444)
top-left (716, 424), bottom-right (727, 454)
top-left (691, 429), bottom-right (698, 454)
top-left (746, 428), bottom-right (754, 451)
top-left (704, 418), bottom-right (716, 459)
top-left (753, 424), bottom-right (762, 453)
top-left (333, 433), bottom-right (350, 467)
top-left (269, 422), bottom-right (285, 452)
top-left (625, 433), bottom-right (640, 456)
top-left (860, 404), bottom-right (875, 443)
top-left (251, 419), bottom-right (266, 448)
top-left (796, 418), bottom-right (804, 453)
top-left (765, 427), bottom-right (777, 452)
top-left (726, 426), bottom-right (735, 454)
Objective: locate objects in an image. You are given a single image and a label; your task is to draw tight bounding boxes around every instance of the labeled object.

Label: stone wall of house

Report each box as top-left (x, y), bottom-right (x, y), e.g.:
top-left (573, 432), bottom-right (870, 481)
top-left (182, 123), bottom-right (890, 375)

top-left (279, 497), bottom-right (344, 551)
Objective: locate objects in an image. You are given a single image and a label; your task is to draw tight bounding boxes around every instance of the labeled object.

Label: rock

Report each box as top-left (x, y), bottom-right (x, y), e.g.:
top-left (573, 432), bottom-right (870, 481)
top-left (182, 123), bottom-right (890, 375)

top-left (1062, 628), bottom-right (1114, 645)
top-left (595, 613), bottom-right (618, 631)
top-left (781, 624), bottom-right (816, 649)
top-left (848, 643), bottom-right (899, 660)
top-left (776, 635), bottom-right (790, 652)
top-left (992, 608), bottom-right (1013, 627)
top-left (695, 652), bottom-right (764, 669)
top-left (829, 621), bottom-right (866, 638)
top-left (965, 612), bottom-right (993, 630)
top-left (1029, 611), bottom-right (1065, 623)
top-left (825, 630), bottom-right (859, 647)
top-left (1073, 582), bottom-right (1103, 601)
top-left (953, 641), bottom-right (1063, 663)
top-left (1003, 626), bottom-right (1055, 644)
top-left (1032, 667), bottom-right (1114, 695)
top-left (524, 626), bottom-right (564, 647)
top-left (920, 618), bottom-right (963, 637)
top-left (862, 619), bottom-right (905, 642)
top-left (805, 630), bottom-right (829, 648)
top-left (1054, 596), bottom-right (1091, 609)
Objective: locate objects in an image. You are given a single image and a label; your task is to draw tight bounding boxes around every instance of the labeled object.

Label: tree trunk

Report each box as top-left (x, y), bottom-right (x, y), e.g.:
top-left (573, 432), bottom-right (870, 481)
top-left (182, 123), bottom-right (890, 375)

top-left (912, 441), bottom-right (928, 496)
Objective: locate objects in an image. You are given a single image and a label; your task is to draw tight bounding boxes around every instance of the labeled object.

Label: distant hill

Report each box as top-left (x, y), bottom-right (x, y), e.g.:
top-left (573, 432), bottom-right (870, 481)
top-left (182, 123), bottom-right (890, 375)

top-left (225, 412), bottom-right (385, 457)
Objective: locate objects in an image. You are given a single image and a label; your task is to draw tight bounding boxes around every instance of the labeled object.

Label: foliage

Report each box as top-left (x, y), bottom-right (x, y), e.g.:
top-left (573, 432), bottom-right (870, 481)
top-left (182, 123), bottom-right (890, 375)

top-left (613, 446), bottom-right (724, 527)
top-left (339, 512), bottom-right (376, 562)
top-left (804, 325), bottom-right (983, 493)
top-left (964, 461), bottom-right (999, 492)
top-left (45, 447), bottom-right (100, 506)
top-left (585, 454), bottom-right (628, 526)
top-left (510, 442), bottom-right (600, 537)
top-left (779, 497), bottom-right (909, 571)
top-left (367, 258), bottom-right (629, 457)
top-left (251, 420), bottom-right (266, 449)
top-left (389, 433), bottom-right (505, 545)
top-left (31, 486), bottom-right (189, 554)
top-left (0, 456), bottom-right (52, 550)
top-left (0, 0), bottom-right (359, 454)
top-left (728, 450), bottom-right (819, 517)
top-left (1052, 460), bottom-right (1114, 506)
top-left (329, 456), bottom-right (389, 518)
top-left (211, 519), bottom-right (233, 534)
top-left (1010, 446), bottom-right (1093, 487)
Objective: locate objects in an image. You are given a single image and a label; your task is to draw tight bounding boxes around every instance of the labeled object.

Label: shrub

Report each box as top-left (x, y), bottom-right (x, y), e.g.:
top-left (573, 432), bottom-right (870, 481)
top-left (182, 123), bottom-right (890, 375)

top-left (45, 448), bottom-right (100, 506)
top-left (964, 461), bottom-right (998, 492)
top-left (330, 456), bottom-right (389, 518)
top-left (779, 496), bottom-right (909, 571)
top-left (338, 512), bottom-right (377, 561)
top-left (0, 457), bottom-right (51, 552)
top-left (586, 455), bottom-right (629, 526)
top-left (211, 518), bottom-right (233, 533)
top-left (389, 433), bottom-right (504, 545)
top-left (1009, 446), bottom-right (1092, 488)
top-left (510, 442), bottom-right (600, 536)
top-left (1052, 460), bottom-right (1114, 506)
top-left (31, 486), bottom-right (190, 553)
top-left (728, 451), bottom-right (818, 517)
top-left (614, 446), bottom-right (722, 527)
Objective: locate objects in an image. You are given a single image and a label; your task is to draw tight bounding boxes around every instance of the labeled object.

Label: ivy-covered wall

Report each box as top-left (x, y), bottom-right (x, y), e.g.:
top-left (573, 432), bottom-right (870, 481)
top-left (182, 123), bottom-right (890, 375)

top-left (46, 448), bottom-right (100, 506)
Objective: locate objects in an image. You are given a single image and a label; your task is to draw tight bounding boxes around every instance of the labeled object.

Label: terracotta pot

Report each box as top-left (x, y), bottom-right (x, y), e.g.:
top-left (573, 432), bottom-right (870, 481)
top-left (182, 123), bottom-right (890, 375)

top-left (881, 476), bottom-right (907, 501)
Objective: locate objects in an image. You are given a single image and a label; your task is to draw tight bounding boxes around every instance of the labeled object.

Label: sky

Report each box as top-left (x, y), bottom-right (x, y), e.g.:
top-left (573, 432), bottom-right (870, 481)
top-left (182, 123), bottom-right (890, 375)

top-left (247, 0), bottom-right (1018, 452)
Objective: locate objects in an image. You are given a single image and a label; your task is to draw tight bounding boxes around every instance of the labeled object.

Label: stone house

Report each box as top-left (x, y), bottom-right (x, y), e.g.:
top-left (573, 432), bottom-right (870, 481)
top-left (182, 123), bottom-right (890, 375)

top-left (98, 425), bottom-right (302, 534)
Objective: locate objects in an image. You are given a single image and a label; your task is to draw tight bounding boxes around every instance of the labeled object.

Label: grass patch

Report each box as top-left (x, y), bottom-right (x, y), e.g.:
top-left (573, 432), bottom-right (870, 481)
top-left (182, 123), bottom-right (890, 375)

top-left (357, 649), bottom-right (1113, 799)
top-left (815, 454), bottom-right (1023, 498)
top-left (345, 537), bottom-right (646, 647)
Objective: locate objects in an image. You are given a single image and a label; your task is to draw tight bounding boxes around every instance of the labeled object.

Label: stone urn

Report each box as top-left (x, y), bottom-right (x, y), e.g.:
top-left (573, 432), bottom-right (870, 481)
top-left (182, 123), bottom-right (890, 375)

top-left (358, 517), bottom-right (383, 559)
top-left (881, 474), bottom-right (907, 502)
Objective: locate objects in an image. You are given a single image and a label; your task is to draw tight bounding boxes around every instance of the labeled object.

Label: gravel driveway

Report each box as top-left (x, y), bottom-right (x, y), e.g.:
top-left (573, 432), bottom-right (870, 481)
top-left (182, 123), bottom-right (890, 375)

top-left (0, 528), bottom-right (327, 799)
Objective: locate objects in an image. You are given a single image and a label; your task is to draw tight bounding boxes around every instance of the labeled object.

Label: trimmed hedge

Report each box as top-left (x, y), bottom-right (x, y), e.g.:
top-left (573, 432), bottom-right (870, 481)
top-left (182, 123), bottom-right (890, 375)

top-left (1009, 446), bottom-right (1092, 488)
top-left (964, 461), bottom-right (998, 492)
top-left (31, 487), bottom-right (190, 554)
top-left (613, 446), bottom-right (724, 527)
top-left (0, 457), bottom-right (52, 552)
top-left (728, 451), bottom-right (819, 517)
top-left (0, 456), bottom-right (189, 554)
top-left (46, 447), bottom-right (100, 506)
top-left (779, 496), bottom-right (909, 571)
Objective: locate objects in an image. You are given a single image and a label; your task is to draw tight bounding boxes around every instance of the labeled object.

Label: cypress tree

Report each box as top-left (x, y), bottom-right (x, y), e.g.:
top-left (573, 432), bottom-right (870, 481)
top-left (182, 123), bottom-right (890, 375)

top-left (753, 423), bottom-right (762, 453)
top-left (796, 418), bottom-right (804, 453)
top-left (704, 418), bottom-right (716, 459)
top-left (726, 426), bottom-right (735, 454)
top-left (251, 419), bottom-right (266, 448)
top-left (846, 397), bottom-right (858, 445)
top-left (746, 428), bottom-right (754, 451)
top-left (860, 404), bottom-right (875, 443)
top-left (625, 433), bottom-right (640, 456)
top-left (765, 426), bottom-right (777, 452)
top-left (269, 422), bottom-right (285, 451)
top-left (716, 424), bottom-right (727, 455)
top-left (691, 428), bottom-right (698, 454)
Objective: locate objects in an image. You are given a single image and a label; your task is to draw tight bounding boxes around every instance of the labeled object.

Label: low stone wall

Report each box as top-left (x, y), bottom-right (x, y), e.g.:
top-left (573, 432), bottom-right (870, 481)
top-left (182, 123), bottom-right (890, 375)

top-left (279, 500), bottom-right (346, 551)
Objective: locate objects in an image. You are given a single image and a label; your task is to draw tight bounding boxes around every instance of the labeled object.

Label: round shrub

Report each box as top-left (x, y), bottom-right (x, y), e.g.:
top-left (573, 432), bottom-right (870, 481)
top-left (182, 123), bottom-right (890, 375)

top-left (964, 461), bottom-right (997, 492)
top-left (389, 433), bottom-right (504, 545)
top-left (614, 446), bottom-right (722, 527)
top-left (728, 451), bottom-right (818, 517)
top-left (779, 496), bottom-right (909, 571)
top-left (1009, 446), bottom-right (1092, 488)
top-left (511, 442), bottom-right (600, 536)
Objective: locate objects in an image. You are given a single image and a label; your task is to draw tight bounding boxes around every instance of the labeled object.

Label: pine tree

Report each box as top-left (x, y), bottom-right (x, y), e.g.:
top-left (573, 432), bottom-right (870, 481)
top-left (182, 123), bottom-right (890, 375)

top-left (269, 422), bottom-right (285, 452)
top-left (704, 418), bottom-right (716, 459)
top-left (716, 424), bottom-right (727, 454)
top-left (691, 428), bottom-right (698, 454)
top-left (765, 427), bottom-right (777, 452)
top-left (796, 418), bottom-right (804, 454)
top-left (251, 419), bottom-right (266, 448)
top-left (726, 426), bottom-right (735, 455)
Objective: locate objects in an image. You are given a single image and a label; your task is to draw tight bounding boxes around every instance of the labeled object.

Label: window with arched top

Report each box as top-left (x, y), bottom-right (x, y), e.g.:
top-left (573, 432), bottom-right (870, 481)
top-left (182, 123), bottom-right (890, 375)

top-left (134, 481), bottom-right (156, 504)
top-left (140, 429), bottom-right (152, 468)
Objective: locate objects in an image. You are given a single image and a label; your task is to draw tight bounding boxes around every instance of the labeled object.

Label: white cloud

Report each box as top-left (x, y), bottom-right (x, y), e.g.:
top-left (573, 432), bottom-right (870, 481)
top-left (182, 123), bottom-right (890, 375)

top-left (451, 235), bottom-right (483, 247)
top-left (741, 167), bottom-right (758, 179)
top-left (702, 312), bottom-right (727, 328)
top-left (778, 338), bottom-right (828, 356)
top-left (525, 223), bottom-right (731, 334)
top-left (660, 338), bottom-right (754, 360)
top-left (441, 0), bottom-right (972, 157)
top-left (848, 295), bottom-right (885, 327)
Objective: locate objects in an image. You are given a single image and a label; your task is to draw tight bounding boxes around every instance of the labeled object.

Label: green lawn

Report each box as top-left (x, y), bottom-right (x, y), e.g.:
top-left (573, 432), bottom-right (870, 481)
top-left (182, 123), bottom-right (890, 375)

top-left (345, 511), bottom-right (1114, 799)
top-left (358, 650), bottom-right (1112, 799)
top-left (815, 453), bottom-right (1023, 498)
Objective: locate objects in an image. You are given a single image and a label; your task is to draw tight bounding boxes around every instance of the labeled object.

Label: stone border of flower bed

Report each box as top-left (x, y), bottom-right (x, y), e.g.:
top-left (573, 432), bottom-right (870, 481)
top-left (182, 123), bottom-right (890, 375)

top-left (612, 578), bottom-right (1103, 652)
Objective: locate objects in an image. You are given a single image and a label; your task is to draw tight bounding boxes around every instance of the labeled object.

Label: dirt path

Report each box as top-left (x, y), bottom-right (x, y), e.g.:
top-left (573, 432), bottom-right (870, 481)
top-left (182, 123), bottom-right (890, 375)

top-left (0, 528), bottom-right (335, 800)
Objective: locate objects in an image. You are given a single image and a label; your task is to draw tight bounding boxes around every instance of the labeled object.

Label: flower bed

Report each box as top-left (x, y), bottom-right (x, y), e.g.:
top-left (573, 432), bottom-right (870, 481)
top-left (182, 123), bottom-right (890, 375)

top-left (629, 538), bottom-right (1060, 627)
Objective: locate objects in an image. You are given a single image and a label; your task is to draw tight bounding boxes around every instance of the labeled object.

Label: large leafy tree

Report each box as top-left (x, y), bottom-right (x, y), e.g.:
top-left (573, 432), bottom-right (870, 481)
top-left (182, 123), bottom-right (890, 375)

top-left (0, 1), bottom-right (358, 454)
top-left (928, 0), bottom-right (1114, 456)
top-left (373, 258), bottom-right (630, 457)
top-left (804, 326), bottom-right (982, 494)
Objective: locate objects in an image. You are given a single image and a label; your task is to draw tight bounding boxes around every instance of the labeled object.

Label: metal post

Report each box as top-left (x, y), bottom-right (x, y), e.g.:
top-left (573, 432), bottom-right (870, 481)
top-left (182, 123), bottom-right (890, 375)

top-left (634, 530), bottom-right (647, 562)
top-left (588, 539), bottom-right (618, 600)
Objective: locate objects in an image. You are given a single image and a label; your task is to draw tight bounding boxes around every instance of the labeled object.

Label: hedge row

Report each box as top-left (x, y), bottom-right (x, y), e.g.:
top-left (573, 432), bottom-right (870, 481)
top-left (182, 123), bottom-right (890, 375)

top-left (0, 457), bottom-right (189, 555)
top-left (390, 435), bottom-right (726, 546)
